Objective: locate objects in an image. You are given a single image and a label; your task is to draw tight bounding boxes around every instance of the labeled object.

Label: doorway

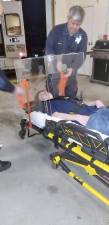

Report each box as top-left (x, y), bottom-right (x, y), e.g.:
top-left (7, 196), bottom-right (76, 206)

top-left (22, 0), bottom-right (46, 57)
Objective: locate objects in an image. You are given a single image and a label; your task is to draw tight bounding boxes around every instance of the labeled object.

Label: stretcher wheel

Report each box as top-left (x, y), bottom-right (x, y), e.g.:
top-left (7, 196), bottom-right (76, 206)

top-left (50, 153), bottom-right (61, 169)
top-left (51, 161), bottom-right (59, 169)
top-left (19, 129), bottom-right (26, 139)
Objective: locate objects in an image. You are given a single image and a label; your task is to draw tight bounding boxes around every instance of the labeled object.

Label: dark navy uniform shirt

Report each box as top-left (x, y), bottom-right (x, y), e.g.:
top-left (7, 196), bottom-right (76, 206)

top-left (45, 23), bottom-right (87, 56)
top-left (45, 23), bottom-right (87, 98)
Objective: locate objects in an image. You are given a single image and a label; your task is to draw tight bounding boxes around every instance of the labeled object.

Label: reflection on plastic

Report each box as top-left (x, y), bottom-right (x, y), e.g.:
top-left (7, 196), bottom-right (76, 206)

top-left (14, 52), bottom-right (84, 101)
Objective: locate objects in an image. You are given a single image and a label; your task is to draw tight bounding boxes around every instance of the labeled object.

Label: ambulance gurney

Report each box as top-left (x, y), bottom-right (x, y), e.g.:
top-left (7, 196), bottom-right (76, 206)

top-left (19, 114), bottom-right (109, 206)
top-left (14, 53), bottom-right (109, 207)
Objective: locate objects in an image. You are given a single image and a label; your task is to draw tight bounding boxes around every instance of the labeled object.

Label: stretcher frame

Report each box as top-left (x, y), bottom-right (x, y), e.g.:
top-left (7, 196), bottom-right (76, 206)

top-left (18, 117), bottom-right (109, 207)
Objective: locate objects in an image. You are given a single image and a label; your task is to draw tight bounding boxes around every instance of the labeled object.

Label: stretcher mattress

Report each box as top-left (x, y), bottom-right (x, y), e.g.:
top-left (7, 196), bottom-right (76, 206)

top-left (30, 111), bottom-right (108, 140)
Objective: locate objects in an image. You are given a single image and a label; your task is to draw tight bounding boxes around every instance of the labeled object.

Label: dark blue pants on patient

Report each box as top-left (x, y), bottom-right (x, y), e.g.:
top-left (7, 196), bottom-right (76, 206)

top-left (86, 107), bottom-right (109, 135)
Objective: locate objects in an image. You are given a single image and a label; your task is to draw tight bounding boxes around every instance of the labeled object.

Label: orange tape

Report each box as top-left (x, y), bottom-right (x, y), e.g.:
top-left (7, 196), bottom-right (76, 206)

top-left (17, 94), bottom-right (24, 109)
top-left (17, 79), bottom-right (32, 128)
top-left (58, 72), bottom-right (68, 96)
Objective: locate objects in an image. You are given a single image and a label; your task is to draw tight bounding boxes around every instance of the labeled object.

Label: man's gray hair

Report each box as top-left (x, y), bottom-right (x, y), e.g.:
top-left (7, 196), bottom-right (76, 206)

top-left (68, 5), bottom-right (85, 23)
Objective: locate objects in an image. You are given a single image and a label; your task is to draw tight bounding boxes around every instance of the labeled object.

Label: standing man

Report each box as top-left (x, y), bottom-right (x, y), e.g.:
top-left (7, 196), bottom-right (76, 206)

top-left (45, 5), bottom-right (87, 98)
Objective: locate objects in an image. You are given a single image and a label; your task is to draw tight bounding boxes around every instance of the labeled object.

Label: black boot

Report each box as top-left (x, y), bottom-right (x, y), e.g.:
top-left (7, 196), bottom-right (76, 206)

top-left (0, 160), bottom-right (11, 172)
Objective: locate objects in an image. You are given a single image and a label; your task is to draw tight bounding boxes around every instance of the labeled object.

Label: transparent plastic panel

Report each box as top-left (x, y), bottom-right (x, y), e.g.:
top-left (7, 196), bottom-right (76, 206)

top-left (14, 52), bottom-right (84, 110)
top-left (14, 56), bottom-right (46, 102)
top-left (44, 52), bottom-right (84, 98)
top-left (44, 52), bottom-right (84, 74)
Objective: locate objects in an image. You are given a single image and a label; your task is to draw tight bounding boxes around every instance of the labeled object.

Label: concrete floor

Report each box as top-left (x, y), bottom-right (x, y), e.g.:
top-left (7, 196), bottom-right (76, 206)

top-left (0, 75), bottom-right (109, 225)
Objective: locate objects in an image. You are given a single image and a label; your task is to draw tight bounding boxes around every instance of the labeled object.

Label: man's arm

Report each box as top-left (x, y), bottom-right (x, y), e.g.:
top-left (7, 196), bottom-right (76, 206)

top-left (45, 28), bottom-right (57, 55)
top-left (77, 31), bottom-right (87, 57)
top-left (0, 71), bottom-right (23, 95)
top-left (0, 71), bottom-right (15, 93)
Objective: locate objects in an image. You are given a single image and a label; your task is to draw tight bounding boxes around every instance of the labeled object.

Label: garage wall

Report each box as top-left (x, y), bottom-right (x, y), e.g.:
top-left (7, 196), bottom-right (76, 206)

top-left (54, 0), bottom-right (109, 40)
top-left (54, 0), bottom-right (67, 25)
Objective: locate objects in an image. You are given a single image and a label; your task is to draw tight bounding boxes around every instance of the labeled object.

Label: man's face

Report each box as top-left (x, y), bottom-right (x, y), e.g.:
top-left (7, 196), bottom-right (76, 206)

top-left (67, 18), bottom-right (81, 35)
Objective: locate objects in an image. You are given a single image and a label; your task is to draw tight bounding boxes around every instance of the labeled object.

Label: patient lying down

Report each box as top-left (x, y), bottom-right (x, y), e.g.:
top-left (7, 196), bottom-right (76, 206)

top-left (31, 91), bottom-right (109, 135)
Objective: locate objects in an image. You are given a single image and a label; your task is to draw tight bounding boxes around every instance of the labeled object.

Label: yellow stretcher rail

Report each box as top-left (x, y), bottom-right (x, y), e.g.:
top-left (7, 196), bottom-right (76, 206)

top-left (51, 156), bottom-right (109, 207)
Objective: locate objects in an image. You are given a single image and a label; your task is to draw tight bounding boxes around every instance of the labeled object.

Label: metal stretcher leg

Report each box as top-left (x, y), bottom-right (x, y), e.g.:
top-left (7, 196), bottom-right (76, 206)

top-left (50, 152), bottom-right (109, 207)
top-left (19, 119), bottom-right (43, 139)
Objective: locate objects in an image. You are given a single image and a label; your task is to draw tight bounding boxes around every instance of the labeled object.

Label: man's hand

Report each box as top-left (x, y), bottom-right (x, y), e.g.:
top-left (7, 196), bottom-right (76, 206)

top-left (57, 61), bottom-right (74, 77)
top-left (14, 86), bottom-right (24, 95)
top-left (65, 68), bottom-right (73, 77)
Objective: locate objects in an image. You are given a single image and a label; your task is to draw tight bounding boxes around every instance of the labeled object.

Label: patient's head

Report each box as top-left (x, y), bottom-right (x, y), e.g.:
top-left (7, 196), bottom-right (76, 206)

top-left (38, 90), bottom-right (53, 101)
top-left (86, 107), bottom-right (109, 135)
top-left (34, 90), bottom-right (53, 112)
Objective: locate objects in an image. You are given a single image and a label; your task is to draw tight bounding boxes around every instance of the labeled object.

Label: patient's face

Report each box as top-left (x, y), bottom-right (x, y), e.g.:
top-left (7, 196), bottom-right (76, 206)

top-left (38, 90), bottom-right (53, 101)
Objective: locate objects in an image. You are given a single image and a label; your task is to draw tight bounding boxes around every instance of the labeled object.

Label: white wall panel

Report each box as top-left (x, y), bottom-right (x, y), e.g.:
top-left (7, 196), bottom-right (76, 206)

top-left (54, 0), bottom-right (67, 25)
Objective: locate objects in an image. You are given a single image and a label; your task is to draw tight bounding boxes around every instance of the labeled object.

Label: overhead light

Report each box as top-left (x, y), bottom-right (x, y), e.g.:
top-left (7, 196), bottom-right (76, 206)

top-left (19, 52), bottom-right (26, 58)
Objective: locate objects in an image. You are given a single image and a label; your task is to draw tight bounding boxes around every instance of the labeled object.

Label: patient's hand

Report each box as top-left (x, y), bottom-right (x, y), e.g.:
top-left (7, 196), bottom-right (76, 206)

top-left (95, 100), bottom-right (105, 108)
top-left (85, 100), bottom-right (105, 108)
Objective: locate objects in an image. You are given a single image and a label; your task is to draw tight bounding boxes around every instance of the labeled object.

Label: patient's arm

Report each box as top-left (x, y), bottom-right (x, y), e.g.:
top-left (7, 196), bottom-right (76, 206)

top-left (52, 112), bottom-right (89, 126)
